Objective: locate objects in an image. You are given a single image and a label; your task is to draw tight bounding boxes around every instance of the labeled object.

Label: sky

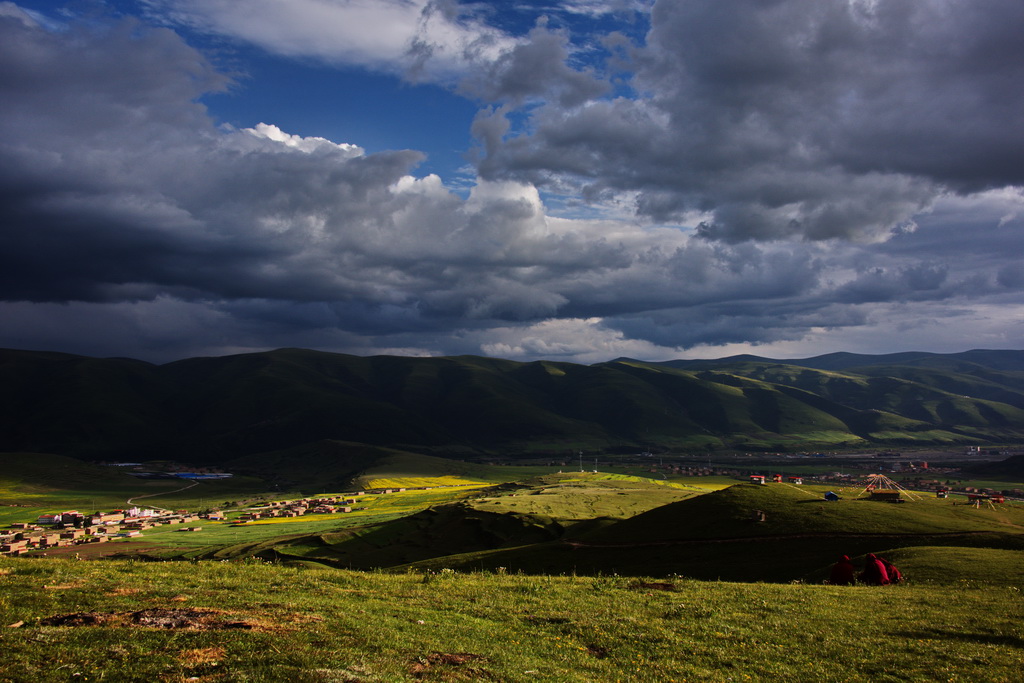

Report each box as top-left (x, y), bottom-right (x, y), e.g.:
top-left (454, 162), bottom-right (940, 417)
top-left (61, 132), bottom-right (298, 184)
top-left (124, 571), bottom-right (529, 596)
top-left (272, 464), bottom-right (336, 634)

top-left (1, 0), bottom-right (1023, 365)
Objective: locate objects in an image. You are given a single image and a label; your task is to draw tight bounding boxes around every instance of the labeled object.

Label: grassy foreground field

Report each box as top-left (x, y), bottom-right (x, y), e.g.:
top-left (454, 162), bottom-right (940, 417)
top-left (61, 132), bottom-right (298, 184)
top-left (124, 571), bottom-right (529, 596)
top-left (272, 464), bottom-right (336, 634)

top-left (2, 448), bottom-right (1023, 681)
top-left (1, 557), bottom-right (1021, 683)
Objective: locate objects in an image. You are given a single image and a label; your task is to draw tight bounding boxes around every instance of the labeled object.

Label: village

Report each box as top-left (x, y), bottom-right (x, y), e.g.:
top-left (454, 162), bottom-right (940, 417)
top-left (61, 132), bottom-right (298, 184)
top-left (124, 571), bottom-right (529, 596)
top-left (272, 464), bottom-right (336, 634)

top-left (0, 487), bottom-right (432, 557)
top-left (640, 453), bottom-right (1024, 501)
top-left (0, 506), bottom-right (211, 557)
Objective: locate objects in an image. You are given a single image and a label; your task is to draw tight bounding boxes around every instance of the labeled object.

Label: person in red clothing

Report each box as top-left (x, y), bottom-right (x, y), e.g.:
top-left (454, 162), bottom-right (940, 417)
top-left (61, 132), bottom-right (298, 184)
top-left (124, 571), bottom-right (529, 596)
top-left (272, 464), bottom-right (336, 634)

top-left (879, 556), bottom-right (903, 583)
top-left (828, 555), bottom-right (856, 585)
top-left (858, 553), bottom-right (891, 585)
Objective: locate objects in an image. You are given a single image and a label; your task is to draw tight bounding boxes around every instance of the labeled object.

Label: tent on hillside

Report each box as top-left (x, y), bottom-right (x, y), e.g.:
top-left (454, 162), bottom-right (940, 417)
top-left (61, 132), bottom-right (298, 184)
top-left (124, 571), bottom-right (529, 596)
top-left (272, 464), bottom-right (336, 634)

top-left (857, 473), bottom-right (920, 502)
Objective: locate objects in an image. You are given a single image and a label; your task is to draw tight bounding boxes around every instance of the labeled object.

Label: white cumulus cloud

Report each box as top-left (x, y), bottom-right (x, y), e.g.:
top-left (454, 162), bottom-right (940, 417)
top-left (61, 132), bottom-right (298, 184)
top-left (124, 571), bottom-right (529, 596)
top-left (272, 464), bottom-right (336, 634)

top-left (142, 0), bottom-right (517, 81)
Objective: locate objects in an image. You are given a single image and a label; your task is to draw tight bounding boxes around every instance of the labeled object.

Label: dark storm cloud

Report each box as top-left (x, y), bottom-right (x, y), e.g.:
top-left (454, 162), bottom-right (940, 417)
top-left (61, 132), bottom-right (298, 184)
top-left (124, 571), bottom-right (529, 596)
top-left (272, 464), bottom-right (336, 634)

top-left (0, 16), bottom-right (617, 316)
top-left (3, 4), bottom-right (1023, 363)
top-left (833, 263), bottom-right (950, 304)
top-left (0, 13), bottom-right (780, 339)
top-left (551, 240), bottom-right (824, 319)
top-left (461, 23), bottom-right (608, 106)
top-left (605, 301), bottom-right (872, 350)
top-left (475, 0), bottom-right (1024, 242)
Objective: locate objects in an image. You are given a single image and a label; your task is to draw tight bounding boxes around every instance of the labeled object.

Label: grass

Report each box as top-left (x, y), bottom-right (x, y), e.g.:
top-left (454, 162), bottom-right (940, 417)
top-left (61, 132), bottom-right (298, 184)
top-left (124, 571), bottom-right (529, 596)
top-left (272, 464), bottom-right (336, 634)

top-left (182, 474), bottom-right (714, 567)
top-left (385, 481), bottom-right (1024, 581)
top-left (361, 476), bottom-right (485, 488)
top-left (2, 453), bottom-right (1023, 681)
top-left (0, 452), bottom-right (730, 562)
top-left (469, 472), bottom-right (703, 523)
top-left (0, 558), bottom-right (1021, 682)
top-left (872, 546), bottom-right (1024, 586)
top-left (588, 482), bottom-right (1024, 543)
top-left (352, 452), bottom-right (567, 489)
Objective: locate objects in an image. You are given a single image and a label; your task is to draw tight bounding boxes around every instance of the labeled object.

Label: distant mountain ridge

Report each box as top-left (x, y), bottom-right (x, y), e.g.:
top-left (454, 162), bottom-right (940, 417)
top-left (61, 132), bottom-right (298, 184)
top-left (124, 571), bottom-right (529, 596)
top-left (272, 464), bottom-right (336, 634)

top-left (627, 349), bottom-right (1024, 372)
top-left (1, 347), bottom-right (1023, 462)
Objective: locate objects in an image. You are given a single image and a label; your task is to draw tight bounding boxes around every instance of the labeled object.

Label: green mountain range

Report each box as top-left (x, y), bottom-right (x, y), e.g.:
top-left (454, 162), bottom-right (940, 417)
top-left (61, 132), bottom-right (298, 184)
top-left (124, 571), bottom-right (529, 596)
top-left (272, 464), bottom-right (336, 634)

top-left (2, 347), bottom-right (1023, 461)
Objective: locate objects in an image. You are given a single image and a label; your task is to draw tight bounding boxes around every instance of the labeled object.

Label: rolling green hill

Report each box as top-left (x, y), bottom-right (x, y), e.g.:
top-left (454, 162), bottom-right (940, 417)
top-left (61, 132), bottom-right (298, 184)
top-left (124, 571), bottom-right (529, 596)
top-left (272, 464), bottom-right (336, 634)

top-left (5, 446), bottom-right (1023, 588)
top-left (2, 347), bottom-right (1024, 462)
top-left (581, 482), bottom-right (1024, 542)
top-left (392, 482), bottom-right (1024, 582)
top-left (208, 474), bottom-right (1024, 585)
top-left (200, 472), bottom-right (702, 568)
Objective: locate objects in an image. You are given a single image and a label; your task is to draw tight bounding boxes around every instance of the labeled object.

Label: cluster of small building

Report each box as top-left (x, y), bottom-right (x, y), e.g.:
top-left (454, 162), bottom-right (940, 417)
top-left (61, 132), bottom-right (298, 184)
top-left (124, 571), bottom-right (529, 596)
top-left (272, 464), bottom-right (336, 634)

top-left (849, 473), bottom-right (1021, 499)
top-left (896, 477), bottom-right (961, 494)
top-left (1, 507), bottom-right (221, 556)
top-left (749, 474), bottom-right (804, 484)
top-left (759, 470), bottom-right (1022, 501)
top-left (959, 485), bottom-right (1023, 498)
top-left (234, 492), bottom-right (392, 522)
top-left (650, 465), bottom-right (746, 477)
top-left (2, 486), bottom-right (428, 552)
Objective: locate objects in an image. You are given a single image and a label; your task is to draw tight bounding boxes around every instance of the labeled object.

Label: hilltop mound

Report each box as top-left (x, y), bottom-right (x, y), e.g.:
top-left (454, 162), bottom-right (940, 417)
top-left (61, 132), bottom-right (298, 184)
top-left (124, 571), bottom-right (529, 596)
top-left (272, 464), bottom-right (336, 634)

top-left (580, 482), bottom-right (1024, 544)
top-left (256, 502), bottom-right (563, 569)
top-left (244, 473), bottom-right (699, 569)
top-left (399, 483), bottom-right (1024, 582)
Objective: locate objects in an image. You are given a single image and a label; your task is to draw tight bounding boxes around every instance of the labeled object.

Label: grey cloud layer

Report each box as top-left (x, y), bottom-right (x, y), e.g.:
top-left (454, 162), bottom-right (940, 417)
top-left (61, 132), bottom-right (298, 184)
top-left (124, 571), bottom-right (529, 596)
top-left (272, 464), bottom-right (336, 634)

top-left (1, 3), bottom-right (1023, 363)
top-left (0, 16), bottom-right (825, 331)
top-left (477, 0), bottom-right (1024, 243)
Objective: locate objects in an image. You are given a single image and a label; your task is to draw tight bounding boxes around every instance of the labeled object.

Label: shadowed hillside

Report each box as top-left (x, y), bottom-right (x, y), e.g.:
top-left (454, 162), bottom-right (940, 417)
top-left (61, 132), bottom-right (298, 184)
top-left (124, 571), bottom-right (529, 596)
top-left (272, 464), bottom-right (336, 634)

top-left (961, 453), bottom-right (1024, 477)
top-left (394, 482), bottom-right (1024, 581)
top-left (2, 347), bottom-right (1024, 462)
top-left (209, 476), bottom-right (1024, 584)
top-left (203, 472), bottom-right (700, 568)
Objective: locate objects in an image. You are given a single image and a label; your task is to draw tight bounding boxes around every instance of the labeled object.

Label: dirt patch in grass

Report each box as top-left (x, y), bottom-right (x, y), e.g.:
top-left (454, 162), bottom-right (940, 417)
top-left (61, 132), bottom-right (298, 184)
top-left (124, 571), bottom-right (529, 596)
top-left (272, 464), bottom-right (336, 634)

top-left (630, 581), bottom-right (677, 591)
top-left (28, 542), bottom-right (165, 560)
top-left (282, 611), bottom-right (325, 625)
top-left (178, 647), bottom-right (227, 666)
top-left (409, 652), bottom-right (493, 680)
top-left (40, 608), bottom-right (259, 630)
top-left (40, 612), bottom-right (109, 627)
